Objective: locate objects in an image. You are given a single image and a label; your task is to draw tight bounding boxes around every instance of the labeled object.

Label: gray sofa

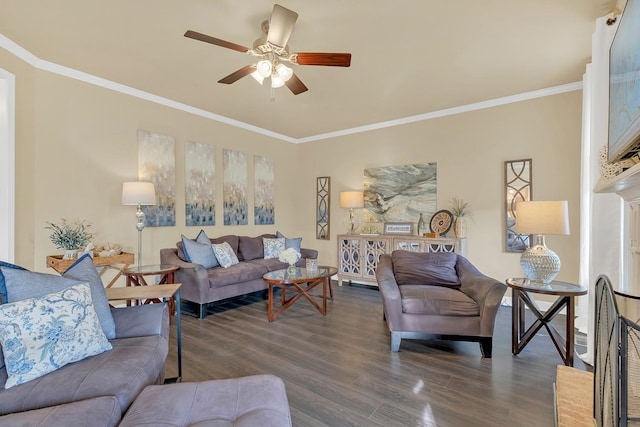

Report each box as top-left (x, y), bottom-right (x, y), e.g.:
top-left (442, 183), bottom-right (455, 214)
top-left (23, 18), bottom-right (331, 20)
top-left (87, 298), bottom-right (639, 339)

top-left (376, 251), bottom-right (506, 357)
top-left (160, 234), bottom-right (318, 318)
top-left (0, 303), bottom-right (169, 425)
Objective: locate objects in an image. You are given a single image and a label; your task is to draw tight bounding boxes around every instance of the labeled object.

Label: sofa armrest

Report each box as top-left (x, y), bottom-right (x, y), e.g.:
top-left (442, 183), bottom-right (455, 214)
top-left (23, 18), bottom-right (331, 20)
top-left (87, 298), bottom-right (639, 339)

top-left (160, 248), bottom-right (211, 304)
top-left (376, 254), bottom-right (403, 330)
top-left (300, 248), bottom-right (318, 259)
top-left (456, 256), bottom-right (507, 335)
top-left (111, 304), bottom-right (169, 341)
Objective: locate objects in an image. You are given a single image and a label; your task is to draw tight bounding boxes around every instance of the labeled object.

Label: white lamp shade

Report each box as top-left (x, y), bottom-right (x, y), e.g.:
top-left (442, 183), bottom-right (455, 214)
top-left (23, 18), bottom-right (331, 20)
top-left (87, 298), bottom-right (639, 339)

top-left (122, 182), bottom-right (156, 206)
top-left (515, 200), bottom-right (569, 235)
top-left (340, 191), bottom-right (364, 209)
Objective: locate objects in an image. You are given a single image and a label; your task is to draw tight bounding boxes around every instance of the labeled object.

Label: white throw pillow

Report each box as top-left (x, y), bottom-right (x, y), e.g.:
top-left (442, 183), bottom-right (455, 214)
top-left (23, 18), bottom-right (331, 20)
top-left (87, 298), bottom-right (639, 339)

top-left (211, 242), bottom-right (240, 268)
top-left (263, 238), bottom-right (285, 259)
top-left (0, 283), bottom-right (112, 388)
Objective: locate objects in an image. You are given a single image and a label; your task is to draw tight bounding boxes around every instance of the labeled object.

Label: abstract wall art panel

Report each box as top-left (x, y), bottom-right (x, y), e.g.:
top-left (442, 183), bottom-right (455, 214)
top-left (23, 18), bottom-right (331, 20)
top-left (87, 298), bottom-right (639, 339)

top-left (363, 163), bottom-right (437, 223)
top-left (254, 155), bottom-right (275, 225)
top-left (223, 149), bottom-right (248, 225)
top-left (185, 141), bottom-right (215, 226)
top-left (137, 130), bottom-right (176, 227)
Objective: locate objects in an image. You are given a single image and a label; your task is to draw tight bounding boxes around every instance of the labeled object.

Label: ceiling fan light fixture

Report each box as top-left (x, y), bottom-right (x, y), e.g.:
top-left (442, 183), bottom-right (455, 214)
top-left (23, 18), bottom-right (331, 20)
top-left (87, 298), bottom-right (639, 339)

top-left (250, 70), bottom-right (265, 85)
top-left (271, 73), bottom-right (285, 88)
top-left (275, 63), bottom-right (293, 82)
top-left (256, 60), bottom-right (272, 77)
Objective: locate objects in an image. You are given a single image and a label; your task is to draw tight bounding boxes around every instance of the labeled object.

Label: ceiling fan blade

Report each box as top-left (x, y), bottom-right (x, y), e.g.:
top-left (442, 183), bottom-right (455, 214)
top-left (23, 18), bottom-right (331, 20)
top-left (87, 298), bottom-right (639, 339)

top-left (285, 73), bottom-right (308, 95)
top-left (184, 30), bottom-right (249, 53)
top-left (266, 4), bottom-right (298, 49)
top-left (294, 52), bottom-right (352, 67)
top-left (218, 65), bottom-right (255, 84)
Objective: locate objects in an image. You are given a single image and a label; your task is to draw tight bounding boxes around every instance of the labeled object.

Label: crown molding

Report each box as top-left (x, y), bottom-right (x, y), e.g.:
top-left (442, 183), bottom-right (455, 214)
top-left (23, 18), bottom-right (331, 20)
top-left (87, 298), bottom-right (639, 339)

top-left (0, 33), bottom-right (582, 144)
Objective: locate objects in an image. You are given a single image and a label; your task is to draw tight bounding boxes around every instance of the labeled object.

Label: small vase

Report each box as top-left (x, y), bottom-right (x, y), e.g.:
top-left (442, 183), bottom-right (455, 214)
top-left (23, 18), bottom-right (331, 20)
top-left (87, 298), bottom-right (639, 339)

top-left (63, 249), bottom-right (77, 260)
top-left (287, 264), bottom-right (298, 275)
top-left (454, 217), bottom-right (467, 238)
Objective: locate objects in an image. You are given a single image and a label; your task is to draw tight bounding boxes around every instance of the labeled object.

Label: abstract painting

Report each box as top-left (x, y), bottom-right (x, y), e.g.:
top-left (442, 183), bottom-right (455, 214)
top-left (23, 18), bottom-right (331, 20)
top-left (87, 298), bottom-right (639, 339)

top-left (185, 141), bottom-right (215, 226)
top-left (138, 130), bottom-right (176, 227)
top-left (254, 155), bottom-right (275, 225)
top-left (223, 149), bottom-right (248, 225)
top-left (363, 163), bottom-right (437, 223)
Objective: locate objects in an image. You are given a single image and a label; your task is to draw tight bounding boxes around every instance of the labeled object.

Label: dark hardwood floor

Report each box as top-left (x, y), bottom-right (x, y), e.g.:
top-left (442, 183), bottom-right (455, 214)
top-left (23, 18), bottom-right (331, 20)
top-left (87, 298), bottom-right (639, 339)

top-left (165, 283), bottom-right (587, 427)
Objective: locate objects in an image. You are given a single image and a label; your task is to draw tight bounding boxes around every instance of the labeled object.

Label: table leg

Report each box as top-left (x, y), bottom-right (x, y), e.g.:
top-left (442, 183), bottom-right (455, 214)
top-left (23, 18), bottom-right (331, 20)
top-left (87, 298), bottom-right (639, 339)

top-left (322, 277), bottom-right (327, 314)
top-left (565, 297), bottom-right (575, 366)
top-left (176, 288), bottom-right (182, 381)
top-left (268, 283), bottom-right (275, 322)
top-left (512, 289), bottom-right (519, 355)
top-left (158, 272), bottom-right (176, 315)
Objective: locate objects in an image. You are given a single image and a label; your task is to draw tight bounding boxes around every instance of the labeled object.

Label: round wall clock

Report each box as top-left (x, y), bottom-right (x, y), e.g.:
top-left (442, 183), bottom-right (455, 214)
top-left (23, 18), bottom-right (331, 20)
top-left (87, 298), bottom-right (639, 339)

top-left (429, 210), bottom-right (454, 235)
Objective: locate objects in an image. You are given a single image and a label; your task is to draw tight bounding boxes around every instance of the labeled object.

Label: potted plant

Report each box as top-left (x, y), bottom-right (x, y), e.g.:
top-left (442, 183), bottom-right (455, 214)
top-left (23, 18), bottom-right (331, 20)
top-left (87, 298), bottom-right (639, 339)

top-left (449, 197), bottom-right (473, 238)
top-left (46, 219), bottom-right (94, 259)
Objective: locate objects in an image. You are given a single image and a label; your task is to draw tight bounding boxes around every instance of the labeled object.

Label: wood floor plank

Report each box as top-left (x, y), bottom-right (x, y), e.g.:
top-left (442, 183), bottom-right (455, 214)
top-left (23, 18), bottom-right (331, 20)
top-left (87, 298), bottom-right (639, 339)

top-left (165, 283), bottom-right (586, 426)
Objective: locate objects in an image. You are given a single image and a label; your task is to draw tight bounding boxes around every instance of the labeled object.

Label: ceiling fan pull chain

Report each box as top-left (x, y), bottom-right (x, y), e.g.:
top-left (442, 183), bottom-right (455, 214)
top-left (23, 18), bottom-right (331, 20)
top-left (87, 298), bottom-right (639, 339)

top-left (270, 86), bottom-right (276, 102)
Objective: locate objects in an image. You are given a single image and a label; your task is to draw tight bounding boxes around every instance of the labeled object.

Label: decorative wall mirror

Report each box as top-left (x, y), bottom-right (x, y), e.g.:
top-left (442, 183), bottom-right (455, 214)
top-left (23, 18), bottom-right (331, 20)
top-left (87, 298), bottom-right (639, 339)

top-left (505, 159), bottom-right (532, 252)
top-left (316, 177), bottom-right (330, 239)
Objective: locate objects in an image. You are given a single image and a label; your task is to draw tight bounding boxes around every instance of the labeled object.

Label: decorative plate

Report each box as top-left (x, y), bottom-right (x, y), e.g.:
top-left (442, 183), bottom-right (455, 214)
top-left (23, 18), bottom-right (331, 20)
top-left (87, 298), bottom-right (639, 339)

top-left (429, 210), bottom-right (454, 235)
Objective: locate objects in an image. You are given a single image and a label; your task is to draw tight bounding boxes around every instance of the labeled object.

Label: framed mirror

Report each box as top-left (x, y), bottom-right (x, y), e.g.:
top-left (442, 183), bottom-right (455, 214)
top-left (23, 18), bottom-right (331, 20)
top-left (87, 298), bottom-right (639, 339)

top-left (316, 177), bottom-right (330, 239)
top-left (505, 159), bottom-right (532, 252)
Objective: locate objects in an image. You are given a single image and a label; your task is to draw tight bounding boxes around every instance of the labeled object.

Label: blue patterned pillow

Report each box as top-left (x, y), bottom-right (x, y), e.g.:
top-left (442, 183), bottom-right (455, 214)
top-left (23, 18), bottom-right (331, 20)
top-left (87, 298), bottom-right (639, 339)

top-left (276, 231), bottom-right (302, 253)
top-left (211, 242), bottom-right (239, 268)
top-left (181, 232), bottom-right (219, 269)
top-left (263, 238), bottom-right (285, 259)
top-left (0, 283), bottom-right (112, 388)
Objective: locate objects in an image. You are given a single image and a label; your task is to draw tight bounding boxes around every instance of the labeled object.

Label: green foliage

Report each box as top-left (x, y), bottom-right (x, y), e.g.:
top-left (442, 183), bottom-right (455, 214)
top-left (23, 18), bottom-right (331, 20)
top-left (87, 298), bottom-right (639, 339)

top-left (46, 219), bottom-right (93, 250)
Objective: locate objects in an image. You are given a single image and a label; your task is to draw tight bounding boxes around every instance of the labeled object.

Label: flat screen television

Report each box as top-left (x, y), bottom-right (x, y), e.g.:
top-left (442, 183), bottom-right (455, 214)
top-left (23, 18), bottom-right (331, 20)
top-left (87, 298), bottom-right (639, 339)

top-left (608, 0), bottom-right (640, 163)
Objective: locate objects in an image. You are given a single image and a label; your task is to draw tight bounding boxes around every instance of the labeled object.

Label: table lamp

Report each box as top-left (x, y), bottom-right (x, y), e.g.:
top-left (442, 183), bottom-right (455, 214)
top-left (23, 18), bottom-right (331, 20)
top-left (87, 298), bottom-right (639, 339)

top-left (122, 181), bottom-right (156, 268)
top-left (515, 200), bottom-right (569, 284)
top-left (340, 191), bottom-right (364, 234)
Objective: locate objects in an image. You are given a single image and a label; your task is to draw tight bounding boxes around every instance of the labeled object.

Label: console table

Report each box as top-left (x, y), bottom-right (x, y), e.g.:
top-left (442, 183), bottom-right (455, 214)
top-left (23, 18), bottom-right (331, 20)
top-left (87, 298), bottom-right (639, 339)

top-left (337, 234), bottom-right (466, 286)
top-left (46, 252), bottom-right (135, 288)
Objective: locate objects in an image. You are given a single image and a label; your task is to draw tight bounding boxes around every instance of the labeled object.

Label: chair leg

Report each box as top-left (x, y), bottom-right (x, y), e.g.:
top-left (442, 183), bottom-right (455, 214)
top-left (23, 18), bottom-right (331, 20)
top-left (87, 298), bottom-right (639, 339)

top-left (479, 337), bottom-right (492, 358)
top-left (390, 332), bottom-right (401, 352)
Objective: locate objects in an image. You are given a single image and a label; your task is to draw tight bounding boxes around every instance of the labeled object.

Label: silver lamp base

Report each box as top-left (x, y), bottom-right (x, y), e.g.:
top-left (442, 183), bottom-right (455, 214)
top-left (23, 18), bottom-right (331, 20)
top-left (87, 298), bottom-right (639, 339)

top-left (520, 234), bottom-right (561, 284)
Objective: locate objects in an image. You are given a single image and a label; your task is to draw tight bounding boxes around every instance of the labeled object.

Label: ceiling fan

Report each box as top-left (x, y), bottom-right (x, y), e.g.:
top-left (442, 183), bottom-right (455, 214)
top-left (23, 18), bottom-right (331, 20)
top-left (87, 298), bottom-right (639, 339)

top-left (184, 4), bottom-right (352, 95)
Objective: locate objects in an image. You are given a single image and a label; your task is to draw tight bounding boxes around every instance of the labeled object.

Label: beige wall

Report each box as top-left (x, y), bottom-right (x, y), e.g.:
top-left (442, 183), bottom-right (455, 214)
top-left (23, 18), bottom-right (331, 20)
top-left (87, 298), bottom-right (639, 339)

top-left (3, 45), bottom-right (583, 287)
top-left (295, 92), bottom-right (583, 285)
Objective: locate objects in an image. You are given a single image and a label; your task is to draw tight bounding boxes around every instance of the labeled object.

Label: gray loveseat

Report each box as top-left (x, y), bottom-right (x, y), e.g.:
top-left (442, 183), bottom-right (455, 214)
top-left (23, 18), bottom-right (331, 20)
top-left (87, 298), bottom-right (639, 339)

top-left (376, 251), bottom-right (506, 357)
top-left (161, 233), bottom-right (318, 318)
top-left (0, 303), bottom-right (169, 426)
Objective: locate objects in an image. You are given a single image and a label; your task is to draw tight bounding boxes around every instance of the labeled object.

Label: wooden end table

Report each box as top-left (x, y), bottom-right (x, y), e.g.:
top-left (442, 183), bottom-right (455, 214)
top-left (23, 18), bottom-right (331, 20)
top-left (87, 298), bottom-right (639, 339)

top-left (263, 266), bottom-right (337, 322)
top-left (122, 264), bottom-right (180, 314)
top-left (46, 252), bottom-right (135, 288)
top-left (506, 278), bottom-right (587, 366)
top-left (106, 283), bottom-right (182, 383)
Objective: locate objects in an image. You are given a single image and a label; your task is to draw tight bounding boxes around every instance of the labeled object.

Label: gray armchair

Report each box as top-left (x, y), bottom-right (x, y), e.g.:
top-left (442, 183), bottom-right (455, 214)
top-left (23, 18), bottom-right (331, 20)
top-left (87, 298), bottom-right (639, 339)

top-left (376, 251), bottom-right (506, 357)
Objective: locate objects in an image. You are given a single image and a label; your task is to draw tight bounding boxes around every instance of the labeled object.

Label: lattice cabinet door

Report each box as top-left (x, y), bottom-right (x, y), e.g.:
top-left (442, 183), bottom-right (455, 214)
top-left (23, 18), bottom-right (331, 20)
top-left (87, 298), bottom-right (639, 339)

top-left (362, 237), bottom-right (390, 281)
top-left (392, 237), bottom-right (425, 252)
top-left (338, 236), bottom-right (361, 286)
top-left (424, 238), bottom-right (463, 254)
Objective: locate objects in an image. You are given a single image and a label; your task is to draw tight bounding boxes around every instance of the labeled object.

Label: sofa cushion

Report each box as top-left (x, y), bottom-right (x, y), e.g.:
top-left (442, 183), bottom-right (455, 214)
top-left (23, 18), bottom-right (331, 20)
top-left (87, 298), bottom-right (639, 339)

top-left (277, 231), bottom-right (302, 253)
top-left (181, 234), bottom-right (218, 269)
top-left (212, 242), bottom-right (240, 268)
top-left (248, 258), bottom-right (289, 272)
top-left (0, 284), bottom-right (112, 388)
top-left (264, 237), bottom-right (285, 259)
top-left (1, 257), bottom-right (116, 340)
top-left (391, 251), bottom-right (461, 288)
top-left (0, 333), bottom-right (167, 416)
top-left (0, 396), bottom-right (121, 427)
top-left (399, 285), bottom-right (479, 316)
top-left (62, 254), bottom-right (116, 339)
top-left (0, 261), bottom-right (26, 305)
top-left (238, 234), bottom-right (275, 261)
top-left (208, 262), bottom-right (269, 288)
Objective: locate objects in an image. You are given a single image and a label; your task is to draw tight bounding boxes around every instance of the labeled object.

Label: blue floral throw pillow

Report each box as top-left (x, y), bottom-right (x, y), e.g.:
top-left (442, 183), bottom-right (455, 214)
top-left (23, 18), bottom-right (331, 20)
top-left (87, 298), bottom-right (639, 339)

top-left (211, 242), bottom-right (239, 268)
top-left (263, 238), bottom-right (285, 259)
top-left (0, 283), bottom-right (112, 388)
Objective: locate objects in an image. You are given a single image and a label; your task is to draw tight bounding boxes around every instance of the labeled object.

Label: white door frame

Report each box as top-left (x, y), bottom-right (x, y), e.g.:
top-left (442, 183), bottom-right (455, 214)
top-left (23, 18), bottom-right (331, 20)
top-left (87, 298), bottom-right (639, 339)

top-left (0, 67), bottom-right (16, 262)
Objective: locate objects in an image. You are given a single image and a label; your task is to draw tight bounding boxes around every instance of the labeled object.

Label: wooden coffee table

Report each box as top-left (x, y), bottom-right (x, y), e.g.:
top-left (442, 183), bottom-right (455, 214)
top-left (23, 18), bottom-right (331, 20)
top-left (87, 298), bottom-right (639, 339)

top-left (263, 266), bottom-right (337, 322)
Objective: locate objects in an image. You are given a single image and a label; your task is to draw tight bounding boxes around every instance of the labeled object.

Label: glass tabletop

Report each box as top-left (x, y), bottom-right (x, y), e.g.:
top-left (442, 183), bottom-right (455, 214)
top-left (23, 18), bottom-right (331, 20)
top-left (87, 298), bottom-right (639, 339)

top-left (263, 266), bottom-right (338, 283)
top-left (506, 278), bottom-right (587, 296)
top-left (124, 264), bottom-right (180, 275)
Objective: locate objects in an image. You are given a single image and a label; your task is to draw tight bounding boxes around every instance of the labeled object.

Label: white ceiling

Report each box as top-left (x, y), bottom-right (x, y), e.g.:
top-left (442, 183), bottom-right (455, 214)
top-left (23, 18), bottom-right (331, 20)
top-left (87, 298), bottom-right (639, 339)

top-left (0, 1), bottom-right (617, 140)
